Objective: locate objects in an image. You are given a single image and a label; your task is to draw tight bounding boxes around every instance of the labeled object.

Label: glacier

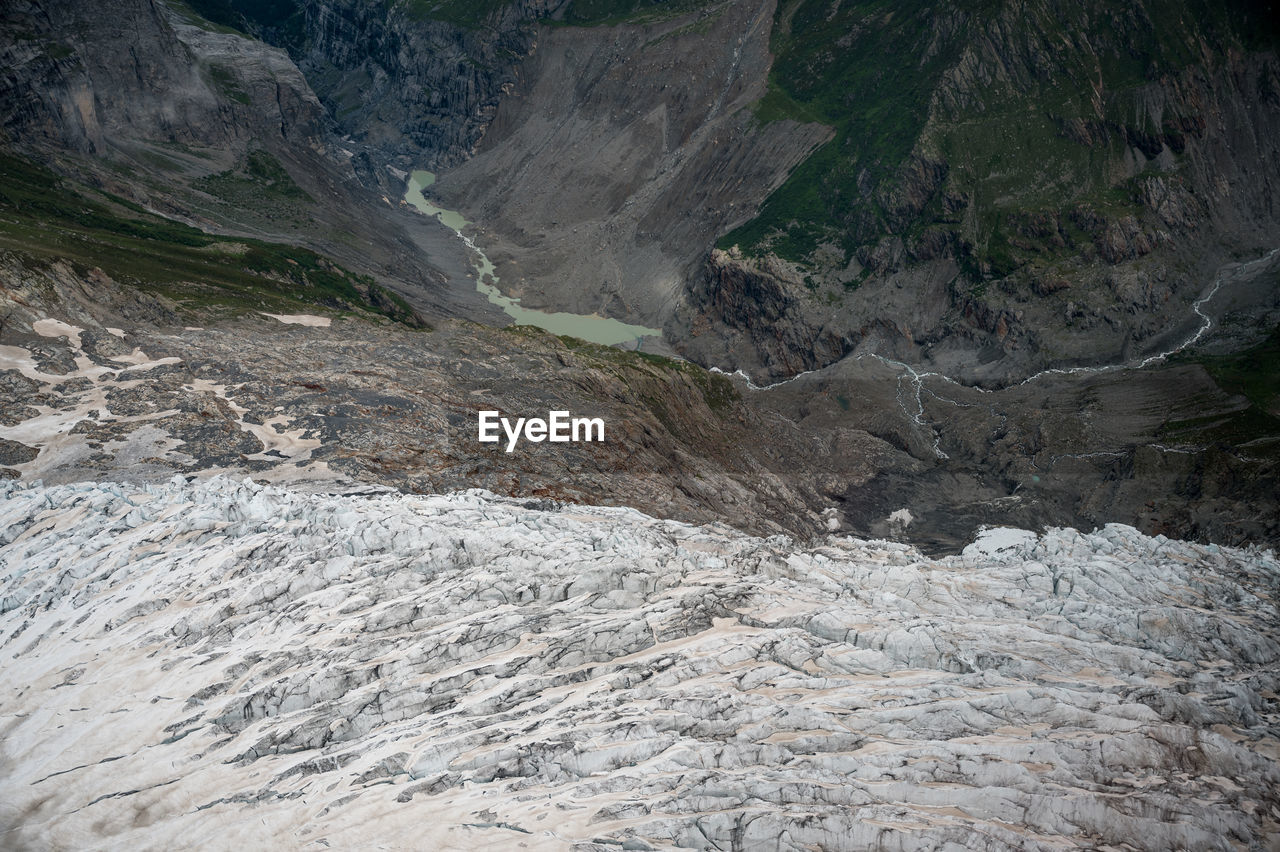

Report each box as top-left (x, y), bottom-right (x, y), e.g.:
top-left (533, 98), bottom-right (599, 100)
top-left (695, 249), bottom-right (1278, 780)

top-left (1, 476), bottom-right (1278, 850)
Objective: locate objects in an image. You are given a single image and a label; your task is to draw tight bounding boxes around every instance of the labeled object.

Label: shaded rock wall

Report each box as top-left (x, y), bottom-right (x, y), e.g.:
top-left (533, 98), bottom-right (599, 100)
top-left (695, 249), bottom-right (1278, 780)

top-left (291, 0), bottom-right (570, 168)
top-left (0, 0), bottom-right (327, 156)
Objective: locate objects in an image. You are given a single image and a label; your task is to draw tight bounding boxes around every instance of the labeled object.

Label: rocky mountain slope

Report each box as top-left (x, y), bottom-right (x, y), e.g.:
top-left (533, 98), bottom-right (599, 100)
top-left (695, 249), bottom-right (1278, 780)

top-left (2, 476), bottom-right (1278, 850)
top-left (158, 0), bottom-right (832, 330)
top-left (5, 244), bottom-right (1280, 549)
top-left (681, 0), bottom-right (1280, 383)
top-left (11, 0), bottom-right (1277, 385)
top-left (0, 251), bottom-right (879, 540)
top-left (250, 0), bottom-right (1280, 383)
top-left (430, 0), bottom-right (829, 326)
top-left (0, 0), bottom-right (492, 321)
top-left (2, 5), bottom-right (1279, 847)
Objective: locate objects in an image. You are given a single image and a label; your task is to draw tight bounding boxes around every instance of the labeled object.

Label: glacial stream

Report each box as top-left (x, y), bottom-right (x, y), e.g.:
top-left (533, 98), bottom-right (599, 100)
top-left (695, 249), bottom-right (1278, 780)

top-left (405, 171), bottom-right (662, 346)
top-left (716, 246), bottom-right (1280, 460)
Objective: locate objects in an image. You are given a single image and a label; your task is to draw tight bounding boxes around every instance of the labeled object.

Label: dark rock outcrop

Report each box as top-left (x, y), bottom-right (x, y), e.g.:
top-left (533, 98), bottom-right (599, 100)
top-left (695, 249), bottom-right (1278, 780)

top-left (0, 0), bottom-right (325, 156)
top-left (288, 0), bottom-right (570, 168)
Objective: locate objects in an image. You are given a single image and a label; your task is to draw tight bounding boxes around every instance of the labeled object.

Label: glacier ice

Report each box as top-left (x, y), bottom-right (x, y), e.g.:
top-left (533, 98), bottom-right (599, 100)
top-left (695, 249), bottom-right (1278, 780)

top-left (1, 476), bottom-right (1278, 850)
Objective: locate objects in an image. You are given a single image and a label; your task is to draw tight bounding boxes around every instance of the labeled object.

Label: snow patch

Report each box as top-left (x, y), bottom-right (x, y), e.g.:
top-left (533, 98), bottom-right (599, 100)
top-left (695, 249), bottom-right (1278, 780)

top-left (261, 312), bottom-right (332, 327)
top-left (108, 348), bottom-right (182, 368)
top-left (963, 525), bottom-right (1037, 558)
top-left (31, 317), bottom-right (84, 348)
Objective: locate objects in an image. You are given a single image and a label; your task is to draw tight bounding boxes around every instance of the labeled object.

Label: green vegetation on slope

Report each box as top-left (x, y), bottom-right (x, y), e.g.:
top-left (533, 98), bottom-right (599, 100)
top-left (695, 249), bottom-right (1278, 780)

top-left (721, 0), bottom-right (962, 263)
top-left (1162, 321), bottom-right (1280, 455)
top-left (179, 0), bottom-right (306, 48)
top-left (720, 0), bottom-right (1274, 273)
top-left (206, 64), bottom-right (251, 105)
top-left (1196, 326), bottom-right (1280, 417)
top-left (556, 333), bottom-right (740, 412)
top-left (402, 0), bottom-right (718, 30)
top-left (192, 149), bottom-right (316, 229)
top-left (0, 153), bottom-right (419, 325)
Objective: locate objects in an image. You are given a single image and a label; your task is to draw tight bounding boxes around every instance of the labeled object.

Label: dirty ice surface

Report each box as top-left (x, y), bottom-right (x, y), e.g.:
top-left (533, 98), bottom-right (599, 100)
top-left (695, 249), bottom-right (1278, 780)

top-left (2, 476), bottom-right (1277, 850)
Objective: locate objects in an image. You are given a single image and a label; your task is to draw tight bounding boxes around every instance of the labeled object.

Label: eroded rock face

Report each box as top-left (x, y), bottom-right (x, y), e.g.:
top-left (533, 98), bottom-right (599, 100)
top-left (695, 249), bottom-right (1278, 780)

top-left (1, 477), bottom-right (1277, 849)
top-left (293, 0), bottom-right (567, 169)
top-left (430, 0), bottom-right (830, 327)
top-left (0, 0), bottom-right (326, 155)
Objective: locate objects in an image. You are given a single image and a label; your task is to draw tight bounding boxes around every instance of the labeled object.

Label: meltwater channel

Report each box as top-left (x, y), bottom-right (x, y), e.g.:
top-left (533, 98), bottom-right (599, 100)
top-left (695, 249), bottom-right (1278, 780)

top-left (405, 171), bottom-right (662, 347)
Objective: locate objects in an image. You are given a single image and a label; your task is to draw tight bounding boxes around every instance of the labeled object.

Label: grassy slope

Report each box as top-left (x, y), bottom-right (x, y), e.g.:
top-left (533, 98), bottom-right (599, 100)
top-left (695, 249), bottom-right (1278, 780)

top-left (189, 149), bottom-right (319, 232)
top-left (0, 153), bottom-right (419, 324)
top-left (1203, 327), bottom-right (1280, 418)
top-left (719, 0), bottom-right (1268, 273)
top-left (556, 333), bottom-right (739, 411)
top-left (723, 0), bottom-right (960, 263)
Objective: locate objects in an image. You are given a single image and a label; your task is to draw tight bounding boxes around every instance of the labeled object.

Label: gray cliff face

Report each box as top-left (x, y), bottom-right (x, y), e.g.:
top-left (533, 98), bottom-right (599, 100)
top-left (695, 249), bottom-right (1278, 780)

top-left (0, 0), bottom-right (326, 157)
top-left (431, 0), bottom-right (830, 326)
top-left (3, 0), bottom-right (202, 153)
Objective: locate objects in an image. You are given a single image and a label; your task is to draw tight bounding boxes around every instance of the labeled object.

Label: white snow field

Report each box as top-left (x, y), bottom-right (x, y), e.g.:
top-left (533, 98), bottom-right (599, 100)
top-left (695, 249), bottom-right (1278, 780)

top-left (1, 477), bottom-right (1278, 850)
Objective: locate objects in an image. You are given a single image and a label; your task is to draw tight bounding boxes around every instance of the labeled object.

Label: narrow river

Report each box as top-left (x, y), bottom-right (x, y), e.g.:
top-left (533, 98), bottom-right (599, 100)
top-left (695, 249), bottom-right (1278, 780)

top-left (405, 171), bottom-right (662, 347)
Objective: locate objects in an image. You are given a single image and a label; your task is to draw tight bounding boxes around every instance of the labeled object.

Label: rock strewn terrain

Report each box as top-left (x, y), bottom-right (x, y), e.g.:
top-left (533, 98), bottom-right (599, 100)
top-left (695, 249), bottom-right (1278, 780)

top-left (1, 476), bottom-right (1278, 850)
top-left (0, 254), bottom-right (897, 539)
top-left (3, 250), bottom-right (1278, 551)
